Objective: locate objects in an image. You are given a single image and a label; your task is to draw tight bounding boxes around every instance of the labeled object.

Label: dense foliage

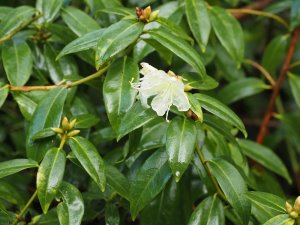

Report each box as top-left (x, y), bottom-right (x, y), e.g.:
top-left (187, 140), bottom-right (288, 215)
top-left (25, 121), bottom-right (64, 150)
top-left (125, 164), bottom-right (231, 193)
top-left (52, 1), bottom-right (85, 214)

top-left (0, 0), bottom-right (300, 224)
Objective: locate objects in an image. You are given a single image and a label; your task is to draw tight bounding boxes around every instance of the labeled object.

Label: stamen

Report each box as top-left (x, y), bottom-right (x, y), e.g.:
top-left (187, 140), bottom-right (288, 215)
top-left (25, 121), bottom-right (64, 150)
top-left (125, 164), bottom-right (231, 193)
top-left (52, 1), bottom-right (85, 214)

top-left (129, 77), bottom-right (141, 89)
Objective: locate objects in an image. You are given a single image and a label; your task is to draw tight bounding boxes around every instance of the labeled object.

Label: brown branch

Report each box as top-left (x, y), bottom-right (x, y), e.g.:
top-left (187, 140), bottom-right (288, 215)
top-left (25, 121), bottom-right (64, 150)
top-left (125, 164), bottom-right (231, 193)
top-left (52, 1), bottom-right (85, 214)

top-left (233, 0), bottom-right (274, 19)
top-left (256, 27), bottom-right (300, 144)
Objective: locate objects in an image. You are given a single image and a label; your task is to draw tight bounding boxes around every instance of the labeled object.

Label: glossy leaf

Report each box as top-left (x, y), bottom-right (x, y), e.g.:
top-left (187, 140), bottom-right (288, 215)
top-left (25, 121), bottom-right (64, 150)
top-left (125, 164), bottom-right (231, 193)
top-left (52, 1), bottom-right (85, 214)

top-left (74, 114), bottom-right (100, 129)
top-left (44, 43), bottom-right (64, 83)
top-left (32, 128), bottom-right (56, 140)
top-left (218, 78), bottom-right (268, 104)
top-left (37, 148), bottom-right (66, 213)
top-left (288, 72), bottom-right (300, 110)
top-left (209, 7), bottom-right (244, 65)
top-left (187, 195), bottom-right (224, 225)
top-left (246, 191), bottom-right (286, 223)
top-left (103, 57), bottom-right (139, 132)
top-left (238, 139), bottom-right (291, 183)
top-left (183, 73), bottom-right (218, 91)
top-left (118, 101), bottom-right (157, 140)
top-left (166, 117), bottom-right (197, 181)
top-left (68, 136), bottom-right (106, 192)
top-left (262, 35), bottom-right (288, 75)
top-left (105, 203), bottom-right (120, 225)
top-left (26, 87), bottom-right (68, 161)
top-left (0, 6), bottom-right (35, 38)
top-left (0, 7), bottom-right (13, 20)
top-left (144, 28), bottom-right (206, 78)
top-left (290, 0), bottom-right (300, 30)
top-left (195, 94), bottom-right (247, 137)
top-left (130, 150), bottom-right (172, 220)
top-left (36, 0), bottom-right (63, 23)
top-left (208, 158), bottom-right (251, 225)
top-left (62, 6), bottom-right (100, 36)
top-left (0, 84), bottom-right (9, 109)
top-left (57, 182), bottom-right (84, 225)
top-left (2, 40), bottom-right (32, 86)
top-left (95, 19), bottom-right (144, 69)
top-left (263, 214), bottom-right (294, 225)
top-left (57, 29), bottom-right (105, 58)
top-left (187, 93), bottom-right (203, 122)
top-left (0, 159), bottom-right (38, 179)
top-left (185, 0), bottom-right (211, 51)
top-left (14, 92), bottom-right (39, 120)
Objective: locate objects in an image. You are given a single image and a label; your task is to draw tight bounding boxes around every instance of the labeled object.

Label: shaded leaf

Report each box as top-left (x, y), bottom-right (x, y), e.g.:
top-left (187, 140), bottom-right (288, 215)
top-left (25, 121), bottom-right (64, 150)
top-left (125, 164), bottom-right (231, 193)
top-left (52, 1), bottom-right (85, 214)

top-left (0, 84), bottom-right (9, 109)
top-left (105, 203), bottom-right (120, 225)
top-left (74, 114), bottom-right (100, 129)
top-left (288, 72), bottom-right (300, 110)
top-left (0, 159), bottom-right (38, 179)
top-left (183, 73), bottom-right (218, 91)
top-left (36, 0), bottom-right (64, 23)
top-left (290, 0), bottom-right (300, 30)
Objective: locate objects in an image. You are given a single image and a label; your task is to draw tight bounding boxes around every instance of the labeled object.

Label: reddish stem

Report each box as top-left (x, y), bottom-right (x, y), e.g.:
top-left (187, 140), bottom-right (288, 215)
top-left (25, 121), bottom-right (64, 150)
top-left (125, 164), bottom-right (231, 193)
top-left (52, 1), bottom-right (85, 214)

top-left (256, 27), bottom-right (300, 144)
top-left (233, 0), bottom-right (274, 19)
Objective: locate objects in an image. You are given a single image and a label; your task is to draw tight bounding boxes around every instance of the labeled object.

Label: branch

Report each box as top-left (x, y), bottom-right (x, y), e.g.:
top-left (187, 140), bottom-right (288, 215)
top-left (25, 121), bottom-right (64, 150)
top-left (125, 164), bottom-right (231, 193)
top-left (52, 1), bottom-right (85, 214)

top-left (256, 27), bottom-right (300, 144)
top-left (232, 0), bottom-right (274, 19)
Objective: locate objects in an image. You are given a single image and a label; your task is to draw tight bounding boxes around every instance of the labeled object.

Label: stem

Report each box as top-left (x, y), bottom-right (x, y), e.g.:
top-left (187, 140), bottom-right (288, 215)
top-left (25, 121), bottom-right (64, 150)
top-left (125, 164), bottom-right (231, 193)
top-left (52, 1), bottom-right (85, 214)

top-left (195, 143), bottom-right (227, 202)
top-left (59, 134), bottom-right (67, 150)
top-left (232, 0), bottom-right (273, 19)
top-left (10, 66), bottom-right (108, 92)
top-left (289, 60), bottom-right (300, 69)
top-left (228, 8), bottom-right (288, 28)
top-left (256, 27), bottom-right (300, 144)
top-left (12, 190), bottom-right (38, 225)
top-left (0, 12), bottom-right (42, 44)
top-left (243, 59), bottom-right (275, 86)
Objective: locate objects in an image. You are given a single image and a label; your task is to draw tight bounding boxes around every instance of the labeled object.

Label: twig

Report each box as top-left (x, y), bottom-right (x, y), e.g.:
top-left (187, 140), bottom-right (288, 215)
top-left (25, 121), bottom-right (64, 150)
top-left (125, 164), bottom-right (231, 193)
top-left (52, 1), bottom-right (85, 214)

top-left (256, 27), bottom-right (300, 144)
top-left (243, 59), bottom-right (275, 86)
top-left (232, 0), bottom-right (274, 19)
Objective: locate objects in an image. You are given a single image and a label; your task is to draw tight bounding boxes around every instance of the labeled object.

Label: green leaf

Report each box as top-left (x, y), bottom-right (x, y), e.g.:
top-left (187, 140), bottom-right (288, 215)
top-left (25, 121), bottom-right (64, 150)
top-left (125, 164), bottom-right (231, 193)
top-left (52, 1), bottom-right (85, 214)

top-left (262, 35), bottom-right (288, 75)
top-left (57, 182), bottom-right (84, 225)
top-left (32, 128), bottom-right (56, 140)
top-left (105, 163), bottom-right (130, 200)
top-left (44, 43), bottom-right (64, 83)
top-left (0, 181), bottom-right (25, 205)
top-left (0, 84), bottom-right (9, 109)
top-left (183, 72), bottom-right (218, 91)
top-left (144, 28), bottom-right (206, 78)
top-left (37, 148), bottom-right (66, 213)
top-left (73, 114), bottom-right (100, 129)
top-left (187, 93), bottom-right (203, 122)
top-left (26, 87), bottom-right (68, 162)
top-left (98, 7), bottom-right (134, 17)
top-left (246, 191), bottom-right (286, 224)
top-left (290, 0), bottom-right (300, 30)
top-left (36, 0), bottom-right (64, 23)
top-left (57, 29), bottom-right (105, 58)
top-left (166, 117), bottom-right (197, 181)
top-left (0, 6), bottom-right (35, 38)
top-left (68, 136), bottom-right (106, 192)
top-left (208, 158), bottom-right (250, 225)
top-left (238, 139), bottom-right (291, 183)
top-left (209, 6), bottom-right (244, 65)
top-left (62, 6), bottom-right (100, 36)
top-left (130, 150), bottom-right (172, 220)
top-left (103, 57), bottom-right (138, 132)
top-left (263, 214), bottom-right (294, 225)
top-left (288, 72), bottom-right (300, 110)
top-left (0, 7), bottom-right (13, 21)
top-left (14, 92), bottom-right (39, 120)
top-left (156, 16), bottom-right (193, 43)
top-left (218, 78), bottom-right (269, 104)
top-left (95, 19), bottom-right (144, 69)
top-left (118, 101), bottom-right (157, 140)
top-left (105, 203), bottom-right (120, 225)
top-left (185, 0), bottom-right (211, 52)
top-left (187, 195), bottom-right (224, 225)
top-left (195, 94), bottom-right (247, 137)
top-left (0, 159), bottom-right (38, 179)
top-left (2, 40), bottom-right (32, 86)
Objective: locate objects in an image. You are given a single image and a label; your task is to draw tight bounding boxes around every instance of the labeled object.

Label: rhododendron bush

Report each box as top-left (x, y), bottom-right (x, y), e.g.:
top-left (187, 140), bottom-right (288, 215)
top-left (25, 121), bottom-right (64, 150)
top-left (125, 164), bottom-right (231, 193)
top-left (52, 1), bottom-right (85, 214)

top-left (1, 0), bottom-right (300, 224)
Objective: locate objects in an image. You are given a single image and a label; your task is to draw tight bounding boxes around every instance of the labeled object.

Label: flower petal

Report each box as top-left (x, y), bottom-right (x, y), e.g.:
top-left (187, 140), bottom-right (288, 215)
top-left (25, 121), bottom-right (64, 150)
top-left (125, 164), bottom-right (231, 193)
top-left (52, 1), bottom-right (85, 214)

top-left (140, 62), bottom-right (157, 76)
top-left (172, 83), bottom-right (190, 112)
top-left (151, 85), bottom-right (173, 116)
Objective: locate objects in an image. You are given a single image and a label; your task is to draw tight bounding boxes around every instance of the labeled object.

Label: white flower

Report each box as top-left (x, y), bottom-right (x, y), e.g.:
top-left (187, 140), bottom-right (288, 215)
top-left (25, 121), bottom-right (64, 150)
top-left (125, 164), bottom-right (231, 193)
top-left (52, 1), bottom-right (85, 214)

top-left (131, 62), bottom-right (190, 119)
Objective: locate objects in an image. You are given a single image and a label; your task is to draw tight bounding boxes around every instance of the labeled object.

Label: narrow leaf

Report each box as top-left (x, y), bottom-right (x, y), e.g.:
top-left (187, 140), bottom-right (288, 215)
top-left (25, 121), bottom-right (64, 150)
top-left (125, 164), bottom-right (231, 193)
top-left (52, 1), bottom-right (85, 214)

top-left (290, 0), bottom-right (300, 30)
top-left (44, 43), bottom-right (64, 84)
top-left (68, 136), bottom-right (106, 192)
top-left (263, 214), bottom-right (294, 225)
top-left (288, 72), bottom-right (300, 110)
top-left (95, 19), bottom-right (144, 69)
top-left (2, 40), bottom-right (32, 86)
top-left (57, 182), bottom-right (84, 225)
top-left (187, 93), bottom-right (203, 122)
top-left (185, 0), bottom-right (211, 51)
top-left (209, 7), bottom-right (244, 65)
top-left (0, 84), bottom-right (9, 109)
top-left (37, 148), bottom-right (66, 213)
top-left (0, 159), bottom-right (38, 179)
top-left (103, 57), bottom-right (138, 132)
top-left (118, 101), bottom-right (157, 140)
top-left (195, 94), bottom-right (247, 137)
top-left (73, 114), bottom-right (100, 129)
top-left (105, 203), bottom-right (120, 225)
top-left (188, 195), bottom-right (224, 225)
top-left (130, 150), bottom-right (172, 220)
top-left (208, 158), bottom-right (251, 225)
top-left (166, 117), bottom-right (197, 181)
top-left (36, 0), bottom-right (64, 23)
top-left (183, 73), bottom-right (218, 91)
top-left (26, 87), bottom-right (68, 162)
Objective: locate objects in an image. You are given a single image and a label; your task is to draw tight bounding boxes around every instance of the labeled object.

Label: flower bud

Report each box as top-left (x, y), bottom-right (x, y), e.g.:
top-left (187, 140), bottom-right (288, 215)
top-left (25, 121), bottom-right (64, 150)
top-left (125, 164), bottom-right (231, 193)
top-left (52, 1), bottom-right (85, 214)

top-left (62, 117), bottom-right (71, 130)
top-left (294, 196), bottom-right (300, 213)
top-left (51, 127), bottom-right (64, 134)
top-left (290, 211), bottom-right (299, 219)
top-left (67, 130), bottom-right (80, 137)
top-left (143, 6), bottom-right (152, 20)
top-left (286, 201), bottom-right (293, 213)
top-left (149, 10), bottom-right (159, 22)
top-left (69, 119), bottom-right (77, 130)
